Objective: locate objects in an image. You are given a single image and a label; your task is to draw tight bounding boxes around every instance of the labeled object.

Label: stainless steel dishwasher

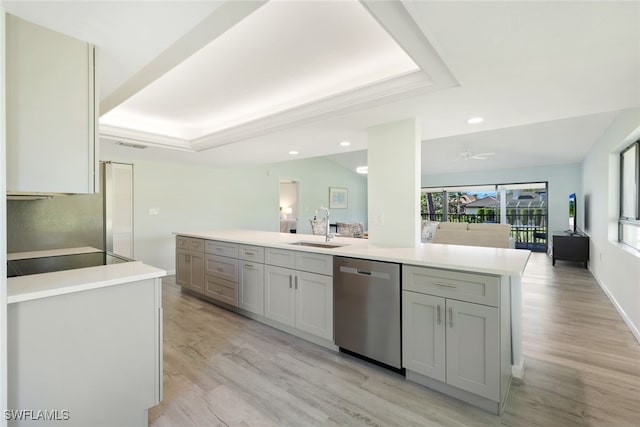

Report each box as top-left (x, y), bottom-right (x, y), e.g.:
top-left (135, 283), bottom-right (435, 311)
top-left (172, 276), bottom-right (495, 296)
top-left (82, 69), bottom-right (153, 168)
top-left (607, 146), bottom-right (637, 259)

top-left (334, 256), bottom-right (401, 369)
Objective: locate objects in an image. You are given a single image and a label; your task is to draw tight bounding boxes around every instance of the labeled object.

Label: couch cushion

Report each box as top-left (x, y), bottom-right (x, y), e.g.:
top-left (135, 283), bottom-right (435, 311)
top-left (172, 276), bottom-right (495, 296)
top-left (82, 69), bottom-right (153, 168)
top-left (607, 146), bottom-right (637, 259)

top-left (437, 222), bottom-right (469, 230)
top-left (468, 223), bottom-right (511, 237)
top-left (432, 230), bottom-right (510, 248)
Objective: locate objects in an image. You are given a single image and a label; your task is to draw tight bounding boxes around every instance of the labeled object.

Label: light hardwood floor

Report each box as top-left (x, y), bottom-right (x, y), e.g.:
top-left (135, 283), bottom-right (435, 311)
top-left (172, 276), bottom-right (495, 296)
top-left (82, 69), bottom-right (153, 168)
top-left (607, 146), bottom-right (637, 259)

top-left (149, 253), bottom-right (640, 426)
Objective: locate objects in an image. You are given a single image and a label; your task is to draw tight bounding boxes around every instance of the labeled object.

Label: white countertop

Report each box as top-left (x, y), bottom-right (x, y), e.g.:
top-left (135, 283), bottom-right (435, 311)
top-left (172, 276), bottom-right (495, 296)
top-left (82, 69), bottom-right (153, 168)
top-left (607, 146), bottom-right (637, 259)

top-left (176, 229), bottom-right (531, 276)
top-left (8, 249), bottom-right (167, 304)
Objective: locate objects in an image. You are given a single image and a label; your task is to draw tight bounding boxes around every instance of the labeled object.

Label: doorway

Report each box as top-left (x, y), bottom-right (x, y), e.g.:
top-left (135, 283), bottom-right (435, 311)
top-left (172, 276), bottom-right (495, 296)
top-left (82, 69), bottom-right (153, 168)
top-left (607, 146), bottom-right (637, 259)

top-left (279, 180), bottom-right (299, 233)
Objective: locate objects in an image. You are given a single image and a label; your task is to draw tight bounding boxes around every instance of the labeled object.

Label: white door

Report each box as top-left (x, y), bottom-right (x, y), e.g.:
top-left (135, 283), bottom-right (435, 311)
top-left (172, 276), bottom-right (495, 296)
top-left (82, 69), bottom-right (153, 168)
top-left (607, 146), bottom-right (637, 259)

top-left (295, 271), bottom-right (333, 340)
top-left (402, 291), bottom-right (446, 382)
top-left (264, 265), bottom-right (295, 326)
top-left (239, 263), bottom-right (265, 316)
top-left (446, 299), bottom-right (500, 401)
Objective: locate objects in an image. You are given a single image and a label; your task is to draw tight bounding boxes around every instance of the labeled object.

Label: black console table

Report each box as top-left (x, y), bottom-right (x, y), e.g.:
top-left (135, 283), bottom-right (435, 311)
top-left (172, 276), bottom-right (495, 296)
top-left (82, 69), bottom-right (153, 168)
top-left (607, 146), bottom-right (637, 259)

top-left (552, 233), bottom-right (589, 268)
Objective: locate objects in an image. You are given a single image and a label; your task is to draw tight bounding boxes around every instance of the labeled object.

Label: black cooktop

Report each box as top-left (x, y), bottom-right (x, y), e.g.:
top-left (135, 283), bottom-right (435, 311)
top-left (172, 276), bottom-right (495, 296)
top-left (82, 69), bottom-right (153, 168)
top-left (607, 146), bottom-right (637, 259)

top-left (7, 252), bottom-right (132, 278)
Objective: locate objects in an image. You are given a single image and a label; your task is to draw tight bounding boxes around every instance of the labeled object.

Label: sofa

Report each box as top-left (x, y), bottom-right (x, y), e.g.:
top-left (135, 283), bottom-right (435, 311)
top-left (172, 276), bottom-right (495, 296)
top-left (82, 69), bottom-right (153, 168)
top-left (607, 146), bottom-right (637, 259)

top-left (422, 221), bottom-right (514, 249)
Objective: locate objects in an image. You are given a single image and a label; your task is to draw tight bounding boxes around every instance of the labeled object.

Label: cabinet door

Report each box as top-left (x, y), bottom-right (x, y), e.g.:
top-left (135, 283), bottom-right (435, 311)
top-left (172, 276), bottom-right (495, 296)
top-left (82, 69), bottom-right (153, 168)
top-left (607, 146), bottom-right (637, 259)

top-left (264, 265), bottom-right (295, 326)
top-left (446, 300), bottom-right (500, 401)
top-left (295, 271), bottom-right (333, 341)
top-left (176, 250), bottom-right (191, 288)
top-left (189, 251), bottom-right (205, 294)
top-left (6, 14), bottom-right (96, 194)
top-left (239, 262), bottom-right (265, 316)
top-left (402, 291), bottom-right (446, 382)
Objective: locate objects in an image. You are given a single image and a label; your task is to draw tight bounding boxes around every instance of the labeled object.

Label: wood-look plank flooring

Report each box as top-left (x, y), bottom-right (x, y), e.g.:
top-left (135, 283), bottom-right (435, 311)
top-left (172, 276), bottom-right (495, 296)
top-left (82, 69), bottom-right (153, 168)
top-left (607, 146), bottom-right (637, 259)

top-left (149, 253), bottom-right (640, 426)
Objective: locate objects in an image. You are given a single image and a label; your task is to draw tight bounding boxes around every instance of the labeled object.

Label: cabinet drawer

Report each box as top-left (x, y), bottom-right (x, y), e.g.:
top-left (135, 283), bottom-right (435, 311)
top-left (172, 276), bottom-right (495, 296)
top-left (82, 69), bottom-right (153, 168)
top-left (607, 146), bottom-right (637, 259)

top-left (402, 266), bottom-right (500, 307)
top-left (265, 248), bottom-right (296, 269)
top-left (296, 252), bottom-right (333, 276)
top-left (239, 245), bottom-right (265, 263)
top-left (205, 275), bottom-right (238, 307)
top-left (177, 236), bottom-right (204, 252)
top-left (205, 254), bottom-right (239, 282)
top-left (205, 240), bottom-right (239, 258)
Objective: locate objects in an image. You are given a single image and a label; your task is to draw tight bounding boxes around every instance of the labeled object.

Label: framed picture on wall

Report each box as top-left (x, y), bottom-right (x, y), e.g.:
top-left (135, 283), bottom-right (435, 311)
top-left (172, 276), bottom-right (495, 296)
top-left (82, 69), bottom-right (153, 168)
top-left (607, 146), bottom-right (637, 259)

top-left (329, 187), bottom-right (348, 209)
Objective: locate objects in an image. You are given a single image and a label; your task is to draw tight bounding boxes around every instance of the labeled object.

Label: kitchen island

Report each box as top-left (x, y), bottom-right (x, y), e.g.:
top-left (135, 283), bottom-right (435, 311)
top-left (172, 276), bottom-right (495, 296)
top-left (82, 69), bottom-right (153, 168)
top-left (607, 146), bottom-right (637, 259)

top-left (7, 248), bottom-right (165, 427)
top-left (175, 229), bottom-right (530, 414)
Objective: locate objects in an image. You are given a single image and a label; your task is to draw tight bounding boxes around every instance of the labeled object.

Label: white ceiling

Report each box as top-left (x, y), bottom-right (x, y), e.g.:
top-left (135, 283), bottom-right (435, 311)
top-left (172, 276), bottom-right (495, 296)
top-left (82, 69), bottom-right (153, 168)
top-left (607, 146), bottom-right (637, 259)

top-left (4, 1), bottom-right (640, 174)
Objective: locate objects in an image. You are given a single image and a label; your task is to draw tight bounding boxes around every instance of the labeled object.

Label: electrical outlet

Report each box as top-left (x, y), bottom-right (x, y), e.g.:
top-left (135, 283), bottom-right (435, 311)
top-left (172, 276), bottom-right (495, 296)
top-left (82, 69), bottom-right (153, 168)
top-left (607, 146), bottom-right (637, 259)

top-left (148, 208), bottom-right (160, 215)
top-left (373, 213), bottom-right (385, 226)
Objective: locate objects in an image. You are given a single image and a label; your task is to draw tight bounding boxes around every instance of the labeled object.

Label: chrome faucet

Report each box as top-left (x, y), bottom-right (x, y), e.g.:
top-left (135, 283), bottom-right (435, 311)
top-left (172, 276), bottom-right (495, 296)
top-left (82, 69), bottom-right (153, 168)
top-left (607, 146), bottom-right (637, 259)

top-left (315, 206), bottom-right (331, 242)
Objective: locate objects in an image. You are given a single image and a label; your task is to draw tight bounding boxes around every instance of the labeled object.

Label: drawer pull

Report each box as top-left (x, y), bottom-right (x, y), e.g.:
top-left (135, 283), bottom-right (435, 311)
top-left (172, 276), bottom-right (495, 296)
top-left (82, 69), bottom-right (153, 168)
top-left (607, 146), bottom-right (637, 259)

top-left (244, 251), bottom-right (255, 256)
top-left (435, 282), bottom-right (457, 289)
top-left (245, 264), bottom-right (253, 268)
top-left (216, 267), bottom-right (223, 272)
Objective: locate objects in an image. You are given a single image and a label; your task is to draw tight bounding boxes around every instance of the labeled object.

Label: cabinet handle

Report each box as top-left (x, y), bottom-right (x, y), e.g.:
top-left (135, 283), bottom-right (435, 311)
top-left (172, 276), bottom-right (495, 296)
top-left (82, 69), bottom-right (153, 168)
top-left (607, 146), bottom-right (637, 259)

top-left (245, 264), bottom-right (253, 268)
top-left (185, 254), bottom-right (190, 263)
top-left (295, 276), bottom-right (298, 290)
top-left (244, 251), bottom-right (255, 256)
top-left (216, 247), bottom-right (223, 251)
top-left (289, 275), bottom-right (292, 289)
top-left (449, 307), bottom-right (453, 328)
top-left (437, 305), bottom-right (441, 325)
top-left (435, 282), bottom-right (457, 289)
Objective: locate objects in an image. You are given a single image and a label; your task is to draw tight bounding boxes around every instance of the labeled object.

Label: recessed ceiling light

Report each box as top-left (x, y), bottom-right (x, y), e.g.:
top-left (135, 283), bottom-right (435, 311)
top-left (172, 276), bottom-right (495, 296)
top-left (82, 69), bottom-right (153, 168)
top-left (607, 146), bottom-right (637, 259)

top-left (467, 117), bottom-right (484, 124)
top-left (339, 141), bottom-right (351, 147)
top-left (356, 166), bottom-right (368, 174)
top-left (289, 150), bottom-right (299, 155)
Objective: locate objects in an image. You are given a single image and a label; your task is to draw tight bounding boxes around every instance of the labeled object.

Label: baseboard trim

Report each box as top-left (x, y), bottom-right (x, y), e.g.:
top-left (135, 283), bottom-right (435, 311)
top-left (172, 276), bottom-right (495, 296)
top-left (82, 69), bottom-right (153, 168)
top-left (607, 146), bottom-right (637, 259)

top-left (590, 268), bottom-right (640, 344)
top-left (512, 359), bottom-right (525, 379)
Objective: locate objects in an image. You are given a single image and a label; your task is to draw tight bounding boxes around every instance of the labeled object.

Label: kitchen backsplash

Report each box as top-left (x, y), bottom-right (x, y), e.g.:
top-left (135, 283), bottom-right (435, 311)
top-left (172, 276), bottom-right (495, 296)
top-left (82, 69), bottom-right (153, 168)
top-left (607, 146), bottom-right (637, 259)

top-left (7, 193), bottom-right (104, 253)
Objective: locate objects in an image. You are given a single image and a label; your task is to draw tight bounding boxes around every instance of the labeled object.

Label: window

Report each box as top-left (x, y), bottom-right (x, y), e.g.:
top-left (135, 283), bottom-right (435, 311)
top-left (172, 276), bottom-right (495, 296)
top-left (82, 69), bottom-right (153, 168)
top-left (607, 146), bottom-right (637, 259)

top-left (422, 182), bottom-right (548, 252)
top-left (620, 141), bottom-right (640, 251)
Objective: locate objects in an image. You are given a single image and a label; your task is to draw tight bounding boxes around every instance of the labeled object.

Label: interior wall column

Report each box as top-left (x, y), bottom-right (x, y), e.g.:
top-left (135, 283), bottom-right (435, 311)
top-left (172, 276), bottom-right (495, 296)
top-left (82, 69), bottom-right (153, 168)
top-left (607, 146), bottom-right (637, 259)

top-left (367, 118), bottom-right (421, 247)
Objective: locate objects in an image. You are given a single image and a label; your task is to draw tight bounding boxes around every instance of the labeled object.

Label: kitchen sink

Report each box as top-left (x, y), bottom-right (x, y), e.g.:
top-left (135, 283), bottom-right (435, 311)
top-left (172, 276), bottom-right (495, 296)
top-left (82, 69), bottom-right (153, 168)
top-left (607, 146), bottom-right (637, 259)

top-left (289, 241), bottom-right (344, 249)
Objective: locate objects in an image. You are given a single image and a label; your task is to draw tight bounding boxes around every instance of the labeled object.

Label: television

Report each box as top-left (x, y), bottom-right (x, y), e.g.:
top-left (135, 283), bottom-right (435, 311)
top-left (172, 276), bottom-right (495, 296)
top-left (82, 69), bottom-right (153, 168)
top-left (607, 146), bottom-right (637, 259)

top-left (568, 193), bottom-right (577, 234)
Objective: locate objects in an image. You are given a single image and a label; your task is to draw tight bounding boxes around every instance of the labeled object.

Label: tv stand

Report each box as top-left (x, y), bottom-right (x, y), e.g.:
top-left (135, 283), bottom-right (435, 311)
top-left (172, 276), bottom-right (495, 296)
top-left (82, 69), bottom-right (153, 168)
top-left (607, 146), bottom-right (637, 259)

top-left (552, 233), bottom-right (589, 268)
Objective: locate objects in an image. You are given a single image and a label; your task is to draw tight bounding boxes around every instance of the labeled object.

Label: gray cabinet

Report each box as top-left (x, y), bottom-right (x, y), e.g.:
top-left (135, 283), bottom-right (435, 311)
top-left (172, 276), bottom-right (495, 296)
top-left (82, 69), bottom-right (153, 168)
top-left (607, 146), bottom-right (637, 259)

top-left (176, 236), bottom-right (204, 294)
top-left (402, 265), bottom-right (509, 414)
top-left (264, 249), bottom-right (333, 341)
top-left (239, 261), bottom-right (265, 315)
top-left (201, 240), bottom-right (245, 308)
top-left (6, 14), bottom-right (97, 194)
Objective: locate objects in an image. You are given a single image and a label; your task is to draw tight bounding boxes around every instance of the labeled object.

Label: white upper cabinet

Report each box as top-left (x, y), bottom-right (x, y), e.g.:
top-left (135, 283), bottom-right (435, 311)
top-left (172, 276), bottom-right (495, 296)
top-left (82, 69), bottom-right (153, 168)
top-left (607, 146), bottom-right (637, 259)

top-left (6, 14), bottom-right (97, 194)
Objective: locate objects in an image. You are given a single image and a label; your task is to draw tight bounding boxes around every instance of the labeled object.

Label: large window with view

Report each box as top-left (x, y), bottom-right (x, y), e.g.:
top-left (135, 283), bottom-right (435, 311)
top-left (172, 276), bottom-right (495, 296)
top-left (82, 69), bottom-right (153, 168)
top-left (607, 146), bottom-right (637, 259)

top-left (422, 182), bottom-right (548, 252)
top-left (620, 141), bottom-right (640, 251)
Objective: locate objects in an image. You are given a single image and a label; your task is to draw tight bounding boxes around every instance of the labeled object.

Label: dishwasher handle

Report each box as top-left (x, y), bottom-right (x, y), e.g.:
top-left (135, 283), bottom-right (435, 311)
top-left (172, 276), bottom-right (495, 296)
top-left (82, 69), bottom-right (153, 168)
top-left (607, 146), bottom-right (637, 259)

top-left (338, 265), bottom-right (391, 280)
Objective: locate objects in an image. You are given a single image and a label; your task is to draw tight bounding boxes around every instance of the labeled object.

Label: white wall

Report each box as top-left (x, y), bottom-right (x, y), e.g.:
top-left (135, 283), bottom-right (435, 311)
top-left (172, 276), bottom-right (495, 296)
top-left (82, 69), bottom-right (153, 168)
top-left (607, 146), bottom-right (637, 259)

top-left (368, 119), bottom-right (421, 247)
top-left (422, 162), bottom-right (582, 236)
top-left (582, 108), bottom-right (640, 341)
top-left (98, 152), bottom-right (367, 272)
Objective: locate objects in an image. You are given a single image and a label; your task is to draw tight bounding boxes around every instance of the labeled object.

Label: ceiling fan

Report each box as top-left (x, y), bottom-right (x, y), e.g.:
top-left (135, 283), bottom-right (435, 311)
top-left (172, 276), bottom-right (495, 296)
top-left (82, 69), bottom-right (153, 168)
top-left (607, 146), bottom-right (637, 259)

top-left (459, 150), bottom-right (496, 160)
